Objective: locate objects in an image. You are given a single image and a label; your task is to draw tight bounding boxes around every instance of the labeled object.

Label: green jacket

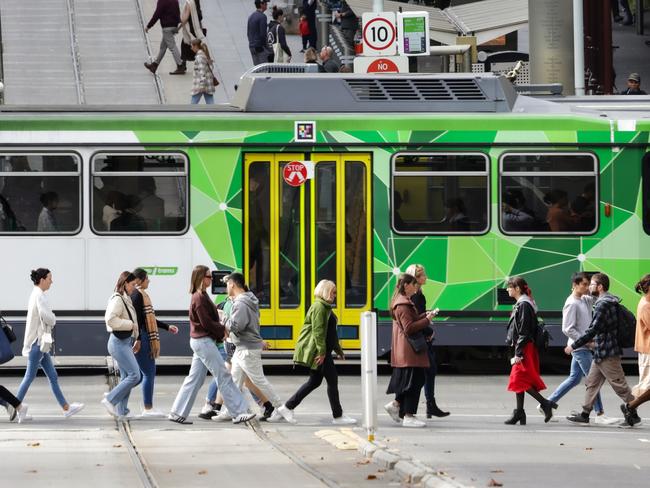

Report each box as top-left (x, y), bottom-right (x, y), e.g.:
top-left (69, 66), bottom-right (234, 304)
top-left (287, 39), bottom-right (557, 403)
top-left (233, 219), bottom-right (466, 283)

top-left (293, 298), bottom-right (342, 369)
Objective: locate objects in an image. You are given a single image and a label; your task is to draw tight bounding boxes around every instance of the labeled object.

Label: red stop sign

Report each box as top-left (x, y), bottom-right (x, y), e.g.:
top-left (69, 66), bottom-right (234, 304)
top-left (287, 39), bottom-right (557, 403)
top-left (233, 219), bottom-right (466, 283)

top-left (367, 58), bottom-right (399, 73)
top-left (283, 161), bottom-right (307, 187)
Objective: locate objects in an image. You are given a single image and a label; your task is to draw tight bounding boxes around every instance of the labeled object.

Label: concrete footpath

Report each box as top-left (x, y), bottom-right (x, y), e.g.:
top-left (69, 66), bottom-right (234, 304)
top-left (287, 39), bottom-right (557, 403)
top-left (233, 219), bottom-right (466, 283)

top-left (1, 372), bottom-right (649, 487)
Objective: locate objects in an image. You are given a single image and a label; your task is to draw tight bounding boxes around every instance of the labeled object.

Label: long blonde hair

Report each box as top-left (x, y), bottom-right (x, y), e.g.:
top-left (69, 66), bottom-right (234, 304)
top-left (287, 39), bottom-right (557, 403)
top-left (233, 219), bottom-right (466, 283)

top-left (191, 38), bottom-right (213, 64)
top-left (190, 265), bottom-right (210, 294)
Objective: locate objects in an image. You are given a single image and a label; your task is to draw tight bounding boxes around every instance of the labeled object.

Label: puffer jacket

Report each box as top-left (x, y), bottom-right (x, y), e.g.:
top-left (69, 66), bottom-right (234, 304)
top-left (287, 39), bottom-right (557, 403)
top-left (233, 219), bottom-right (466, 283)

top-left (572, 293), bottom-right (623, 362)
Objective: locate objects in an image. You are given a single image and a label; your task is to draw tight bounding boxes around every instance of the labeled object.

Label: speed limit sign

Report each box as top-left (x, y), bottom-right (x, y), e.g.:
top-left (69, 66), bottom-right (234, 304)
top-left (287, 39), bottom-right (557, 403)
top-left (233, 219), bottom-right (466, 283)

top-left (361, 12), bottom-right (397, 56)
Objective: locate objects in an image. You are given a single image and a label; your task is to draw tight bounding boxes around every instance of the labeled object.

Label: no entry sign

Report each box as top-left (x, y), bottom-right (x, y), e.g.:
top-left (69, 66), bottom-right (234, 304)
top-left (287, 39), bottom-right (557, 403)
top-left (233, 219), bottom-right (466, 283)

top-left (361, 12), bottom-right (397, 56)
top-left (283, 161), bottom-right (308, 187)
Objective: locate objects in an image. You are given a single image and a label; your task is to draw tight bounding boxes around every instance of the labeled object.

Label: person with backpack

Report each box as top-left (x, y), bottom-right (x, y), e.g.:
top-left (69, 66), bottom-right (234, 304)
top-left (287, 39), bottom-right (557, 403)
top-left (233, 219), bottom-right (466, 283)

top-left (267, 7), bottom-right (291, 63)
top-left (621, 274), bottom-right (650, 417)
top-left (542, 273), bottom-right (616, 424)
top-left (504, 276), bottom-right (556, 425)
top-left (565, 272), bottom-right (640, 426)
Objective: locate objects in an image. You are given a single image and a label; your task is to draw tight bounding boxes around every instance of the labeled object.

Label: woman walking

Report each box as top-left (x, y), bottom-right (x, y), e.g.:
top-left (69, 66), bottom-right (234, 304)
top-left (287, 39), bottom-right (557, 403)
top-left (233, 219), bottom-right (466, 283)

top-left (384, 274), bottom-right (435, 428)
top-left (103, 272), bottom-right (142, 419)
top-left (504, 276), bottom-right (556, 425)
top-left (268, 7), bottom-right (291, 63)
top-left (17, 268), bottom-right (84, 418)
top-left (405, 264), bottom-right (449, 418)
top-left (168, 265), bottom-right (255, 425)
top-left (179, 0), bottom-right (207, 70)
top-left (1, 385), bottom-right (29, 423)
top-left (277, 280), bottom-right (356, 425)
top-left (130, 268), bottom-right (179, 417)
top-left (190, 39), bottom-right (216, 104)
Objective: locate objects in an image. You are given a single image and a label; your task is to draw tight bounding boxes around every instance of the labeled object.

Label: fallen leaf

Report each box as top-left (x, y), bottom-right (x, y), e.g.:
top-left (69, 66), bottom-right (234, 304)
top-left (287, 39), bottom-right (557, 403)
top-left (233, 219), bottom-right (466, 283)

top-left (437, 471), bottom-right (448, 476)
top-left (27, 442), bottom-right (40, 447)
top-left (560, 443), bottom-right (564, 446)
top-left (356, 459), bottom-right (371, 466)
top-left (320, 457), bottom-right (324, 460)
top-left (377, 468), bottom-right (386, 473)
top-left (490, 470), bottom-right (504, 473)
top-left (27, 470), bottom-right (38, 474)
top-left (443, 450), bottom-right (452, 454)
top-left (585, 447), bottom-right (593, 451)
top-left (96, 464), bottom-right (103, 467)
top-left (487, 479), bottom-right (503, 487)
top-left (113, 444), bottom-right (122, 448)
top-left (366, 474), bottom-right (377, 480)
top-left (198, 470), bottom-right (207, 475)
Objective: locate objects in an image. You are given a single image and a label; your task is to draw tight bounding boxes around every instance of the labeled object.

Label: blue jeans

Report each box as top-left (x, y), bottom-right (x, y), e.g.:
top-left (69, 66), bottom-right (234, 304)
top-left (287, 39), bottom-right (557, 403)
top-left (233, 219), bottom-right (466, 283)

top-left (107, 335), bottom-right (142, 416)
top-left (191, 93), bottom-right (214, 104)
top-left (171, 337), bottom-right (248, 418)
top-left (17, 343), bottom-right (67, 407)
top-left (548, 348), bottom-right (604, 414)
top-left (135, 331), bottom-right (157, 408)
top-left (206, 343), bottom-right (227, 403)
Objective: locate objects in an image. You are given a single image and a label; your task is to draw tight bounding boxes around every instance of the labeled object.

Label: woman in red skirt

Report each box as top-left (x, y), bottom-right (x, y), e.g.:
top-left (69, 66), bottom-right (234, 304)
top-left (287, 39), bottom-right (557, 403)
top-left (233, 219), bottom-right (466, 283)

top-left (504, 276), bottom-right (556, 425)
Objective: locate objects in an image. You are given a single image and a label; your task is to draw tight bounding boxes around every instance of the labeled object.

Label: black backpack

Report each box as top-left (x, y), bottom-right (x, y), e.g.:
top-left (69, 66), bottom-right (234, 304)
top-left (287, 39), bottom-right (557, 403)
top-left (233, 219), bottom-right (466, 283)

top-left (616, 302), bottom-right (636, 348)
top-left (534, 315), bottom-right (551, 352)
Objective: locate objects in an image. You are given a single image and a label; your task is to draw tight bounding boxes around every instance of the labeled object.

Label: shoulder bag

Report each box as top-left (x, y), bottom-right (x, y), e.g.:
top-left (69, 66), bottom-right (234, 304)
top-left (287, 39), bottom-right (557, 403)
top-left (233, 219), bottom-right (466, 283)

top-left (0, 316), bottom-right (15, 364)
top-left (1, 313), bottom-right (17, 343)
top-left (395, 313), bottom-right (427, 353)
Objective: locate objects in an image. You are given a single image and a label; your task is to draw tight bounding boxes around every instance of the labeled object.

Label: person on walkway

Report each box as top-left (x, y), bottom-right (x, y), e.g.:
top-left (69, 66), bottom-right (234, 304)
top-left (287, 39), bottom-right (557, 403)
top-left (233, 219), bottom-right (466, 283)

top-left (222, 272), bottom-right (286, 422)
top-left (621, 274), bottom-right (650, 418)
top-left (302, 0), bottom-right (318, 50)
top-left (17, 268), bottom-right (84, 419)
top-left (103, 272), bottom-right (142, 419)
top-left (299, 15), bottom-right (310, 52)
top-left (335, 1), bottom-right (358, 48)
top-left (565, 273), bottom-right (640, 426)
top-left (248, 0), bottom-right (270, 65)
top-left (190, 39), bottom-right (216, 104)
top-left (319, 46), bottom-right (340, 73)
top-left (130, 268), bottom-right (179, 417)
top-left (611, 0), bottom-right (633, 25)
top-left (179, 0), bottom-right (207, 70)
top-left (168, 265), bottom-right (255, 425)
top-left (268, 6), bottom-right (291, 63)
top-left (404, 264), bottom-right (449, 419)
top-left (277, 280), bottom-right (356, 425)
top-left (384, 274), bottom-right (434, 428)
top-left (504, 276), bottom-right (556, 425)
top-left (622, 73), bottom-right (647, 95)
top-left (144, 0), bottom-right (186, 75)
top-left (0, 385), bottom-right (29, 423)
top-left (544, 272), bottom-right (616, 424)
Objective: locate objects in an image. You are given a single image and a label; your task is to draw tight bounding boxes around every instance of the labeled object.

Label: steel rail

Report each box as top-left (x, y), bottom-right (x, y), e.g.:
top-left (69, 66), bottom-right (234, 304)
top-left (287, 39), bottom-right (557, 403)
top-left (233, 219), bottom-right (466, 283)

top-left (134, 0), bottom-right (165, 104)
top-left (65, 0), bottom-right (85, 104)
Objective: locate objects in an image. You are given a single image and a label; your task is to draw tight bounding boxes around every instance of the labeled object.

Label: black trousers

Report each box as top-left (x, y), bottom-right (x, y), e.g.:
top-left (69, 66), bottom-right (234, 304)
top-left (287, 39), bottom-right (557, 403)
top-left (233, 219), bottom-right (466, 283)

top-left (397, 368), bottom-right (425, 417)
top-left (285, 355), bottom-right (343, 418)
top-left (423, 343), bottom-right (437, 402)
top-left (0, 385), bottom-right (21, 408)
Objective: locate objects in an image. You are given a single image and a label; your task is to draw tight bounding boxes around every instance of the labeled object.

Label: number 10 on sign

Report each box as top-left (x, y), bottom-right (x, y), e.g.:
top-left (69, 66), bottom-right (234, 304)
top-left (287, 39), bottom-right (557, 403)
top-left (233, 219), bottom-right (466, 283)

top-left (361, 12), bottom-right (397, 56)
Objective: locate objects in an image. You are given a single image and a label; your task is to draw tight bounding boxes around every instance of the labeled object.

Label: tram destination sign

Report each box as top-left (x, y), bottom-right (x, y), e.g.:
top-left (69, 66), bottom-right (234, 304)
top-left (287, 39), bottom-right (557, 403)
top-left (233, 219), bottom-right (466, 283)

top-left (361, 12), bottom-right (397, 56)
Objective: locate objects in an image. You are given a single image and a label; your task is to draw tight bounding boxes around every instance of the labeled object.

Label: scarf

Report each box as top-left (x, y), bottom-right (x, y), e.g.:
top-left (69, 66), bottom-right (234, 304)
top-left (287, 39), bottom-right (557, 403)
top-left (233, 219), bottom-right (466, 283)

top-left (140, 288), bottom-right (160, 359)
top-left (181, 0), bottom-right (205, 45)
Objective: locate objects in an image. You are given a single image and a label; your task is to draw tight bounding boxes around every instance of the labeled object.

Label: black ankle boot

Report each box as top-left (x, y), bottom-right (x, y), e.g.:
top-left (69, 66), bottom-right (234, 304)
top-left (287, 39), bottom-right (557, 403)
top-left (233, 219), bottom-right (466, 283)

top-left (504, 409), bottom-right (526, 425)
top-left (426, 399), bottom-right (450, 418)
top-left (541, 400), bottom-right (558, 423)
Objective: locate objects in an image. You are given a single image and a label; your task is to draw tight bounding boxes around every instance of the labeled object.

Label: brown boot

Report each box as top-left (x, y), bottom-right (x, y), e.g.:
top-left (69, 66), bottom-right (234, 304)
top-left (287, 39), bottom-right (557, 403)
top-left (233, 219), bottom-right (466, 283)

top-left (169, 64), bottom-right (186, 75)
top-left (144, 61), bottom-right (158, 74)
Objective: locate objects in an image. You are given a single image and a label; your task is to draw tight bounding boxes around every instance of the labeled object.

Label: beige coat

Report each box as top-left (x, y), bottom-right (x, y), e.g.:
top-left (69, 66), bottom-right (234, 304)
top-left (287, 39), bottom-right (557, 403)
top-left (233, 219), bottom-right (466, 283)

top-left (105, 293), bottom-right (139, 339)
top-left (635, 296), bottom-right (650, 354)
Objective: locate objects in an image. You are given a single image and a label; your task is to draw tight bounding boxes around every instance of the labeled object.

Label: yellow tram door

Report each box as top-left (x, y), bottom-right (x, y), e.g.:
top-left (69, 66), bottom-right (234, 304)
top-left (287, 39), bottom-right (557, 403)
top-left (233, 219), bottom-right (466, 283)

top-left (309, 154), bottom-right (372, 349)
top-left (244, 153), bottom-right (306, 349)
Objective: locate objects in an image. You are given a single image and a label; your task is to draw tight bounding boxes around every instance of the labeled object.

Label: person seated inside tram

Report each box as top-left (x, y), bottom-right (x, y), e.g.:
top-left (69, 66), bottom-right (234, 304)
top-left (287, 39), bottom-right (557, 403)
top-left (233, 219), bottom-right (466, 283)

top-left (442, 197), bottom-right (470, 231)
top-left (544, 189), bottom-right (574, 232)
top-left (502, 190), bottom-right (535, 232)
top-left (37, 192), bottom-right (59, 232)
top-left (110, 193), bottom-right (147, 232)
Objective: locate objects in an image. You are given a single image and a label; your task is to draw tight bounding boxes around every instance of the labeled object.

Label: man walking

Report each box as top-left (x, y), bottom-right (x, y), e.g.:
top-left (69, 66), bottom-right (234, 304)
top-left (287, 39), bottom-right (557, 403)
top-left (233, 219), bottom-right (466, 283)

top-left (542, 273), bottom-right (615, 423)
top-left (248, 0), bottom-right (270, 65)
top-left (145, 0), bottom-right (186, 75)
top-left (223, 272), bottom-right (287, 422)
top-left (565, 273), bottom-right (641, 427)
top-left (303, 0), bottom-right (318, 50)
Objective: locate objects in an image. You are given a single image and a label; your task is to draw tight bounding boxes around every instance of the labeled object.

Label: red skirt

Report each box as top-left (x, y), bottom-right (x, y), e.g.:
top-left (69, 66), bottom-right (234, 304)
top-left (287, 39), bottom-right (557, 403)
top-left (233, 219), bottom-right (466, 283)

top-left (507, 342), bottom-right (546, 393)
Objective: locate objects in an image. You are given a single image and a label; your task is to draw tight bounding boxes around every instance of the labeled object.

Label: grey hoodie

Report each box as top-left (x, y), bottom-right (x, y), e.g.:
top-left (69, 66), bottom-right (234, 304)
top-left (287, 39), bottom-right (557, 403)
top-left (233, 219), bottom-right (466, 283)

top-left (225, 291), bottom-right (263, 350)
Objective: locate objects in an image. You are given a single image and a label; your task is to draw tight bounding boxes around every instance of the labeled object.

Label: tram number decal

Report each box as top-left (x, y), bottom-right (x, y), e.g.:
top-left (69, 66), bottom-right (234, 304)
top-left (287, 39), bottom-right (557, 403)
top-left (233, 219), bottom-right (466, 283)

top-left (283, 161), bottom-right (308, 187)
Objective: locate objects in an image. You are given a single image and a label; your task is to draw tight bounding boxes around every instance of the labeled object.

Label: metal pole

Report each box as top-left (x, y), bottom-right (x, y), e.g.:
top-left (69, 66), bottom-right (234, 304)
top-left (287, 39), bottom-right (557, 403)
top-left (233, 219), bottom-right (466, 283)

top-left (573, 0), bottom-right (585, 95)
top-left (372, 1), bottom-right (384, 13)
top-left (317, 2), bottom-right (330, 50)
top-left (361, 311), bottom-right (377, 442)
top-left (636, 0), bottom-right (645, 35)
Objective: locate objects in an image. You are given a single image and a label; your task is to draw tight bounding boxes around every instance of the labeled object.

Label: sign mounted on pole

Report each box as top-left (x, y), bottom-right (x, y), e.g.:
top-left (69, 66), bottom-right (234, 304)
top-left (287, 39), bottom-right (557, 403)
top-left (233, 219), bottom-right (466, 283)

top-left (361, 12), bottom-right (397, 56)
top-left (397, 12), bottom-right (430, 56)
top-left (283, 161), bottom-right (308, 187)
top-left (353, 55), bottom-right (409, 73)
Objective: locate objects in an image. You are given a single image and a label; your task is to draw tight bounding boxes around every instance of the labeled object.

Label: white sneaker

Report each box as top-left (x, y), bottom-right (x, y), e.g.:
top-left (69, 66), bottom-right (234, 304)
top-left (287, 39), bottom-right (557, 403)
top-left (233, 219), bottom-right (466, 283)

top-left (266, 409), bottom-right (285, 423)
top-left (141, 408), bottom-right (166, 418)
top-left (200, 402), bottom-right (215, 415)
top-left (332, 414), bottom-right (357, 425)
top-left (64, 402), bottom-right (85, 418)
top-left (212, 408), bottom-right (232, 422)
top-left (384, 401), bottom-right (401, 424)
top-left (277, 404), bottom-right (297, 424)
top-left (232, 412), bottom-right (256, 424)
top-left (101, 398), bottom-right (117, 418)
top-left (17, 403), bottom-right (30, 424)
top-left (402, 415), bottom-right (426, 428)
top-left (594, 415), bottom-right (619, 425)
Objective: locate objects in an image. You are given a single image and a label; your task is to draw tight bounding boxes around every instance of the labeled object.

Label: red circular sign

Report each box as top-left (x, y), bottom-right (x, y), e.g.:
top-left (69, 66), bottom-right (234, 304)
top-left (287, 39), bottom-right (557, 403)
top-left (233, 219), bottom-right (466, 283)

top-left (367, 58), bottom-right (400, 73)
top-left (362, 17), bottom-right (396, 51)
top-left (283, 161), bottom-right (308, 187)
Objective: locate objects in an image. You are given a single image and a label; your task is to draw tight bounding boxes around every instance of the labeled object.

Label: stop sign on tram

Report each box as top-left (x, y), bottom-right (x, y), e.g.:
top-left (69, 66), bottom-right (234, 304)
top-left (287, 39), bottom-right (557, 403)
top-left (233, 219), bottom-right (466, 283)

top-left (283, 161), bottom-right (308, 187)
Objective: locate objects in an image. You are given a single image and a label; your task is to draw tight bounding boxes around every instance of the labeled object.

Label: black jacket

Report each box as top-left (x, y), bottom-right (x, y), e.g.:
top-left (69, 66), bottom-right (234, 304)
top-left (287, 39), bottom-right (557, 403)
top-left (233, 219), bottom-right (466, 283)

top-left (506, 300), bottom-right (536, 357)
top-left (268, 20), bottom-right (291, 57)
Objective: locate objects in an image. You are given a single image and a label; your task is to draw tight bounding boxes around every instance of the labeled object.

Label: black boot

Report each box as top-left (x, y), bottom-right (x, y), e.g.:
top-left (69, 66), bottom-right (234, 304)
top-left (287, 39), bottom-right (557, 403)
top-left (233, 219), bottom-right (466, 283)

top-left (144, 61), bottom-right (159, 74)
top-left (426, 399), bottom-right (450, 418)
top-left (541, 400), bottom-right (558, 423)
top-left (504, 409), bottom-right (526, 425)
top-left (170, 64), bottom-right (186, 75)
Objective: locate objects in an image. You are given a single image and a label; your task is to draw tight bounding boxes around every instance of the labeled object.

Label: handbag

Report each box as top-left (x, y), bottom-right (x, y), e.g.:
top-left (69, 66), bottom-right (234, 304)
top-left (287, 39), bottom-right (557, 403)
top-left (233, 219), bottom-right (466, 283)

top-left (396, 315), bottom-right (427, 353)
top-left (207, 63), bottom-right (220, 87)
top-left (1, 314), bottom-right (17, 343)
top-left (0, 319), bottom-right (14, 364)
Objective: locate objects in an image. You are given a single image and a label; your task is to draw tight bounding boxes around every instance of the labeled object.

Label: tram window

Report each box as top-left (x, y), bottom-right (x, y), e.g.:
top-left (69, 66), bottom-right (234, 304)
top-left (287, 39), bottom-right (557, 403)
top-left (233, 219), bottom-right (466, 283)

top-left (345, 162), bottom-right (367, 308)
top-left (391, 153), bottom-right (489, 234)
top-left (0, 154), bottom-right (81, 234)
top-left (248, 162), bottom-right (271, 308)
top-left (643, 153), bottom-right (650, 235)
top-left (91, 153), bottom-right (188, 234)
top-left (500, 153), bottom-right (598, 235)
top-left (278, 162), bottom-right (300, 309)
